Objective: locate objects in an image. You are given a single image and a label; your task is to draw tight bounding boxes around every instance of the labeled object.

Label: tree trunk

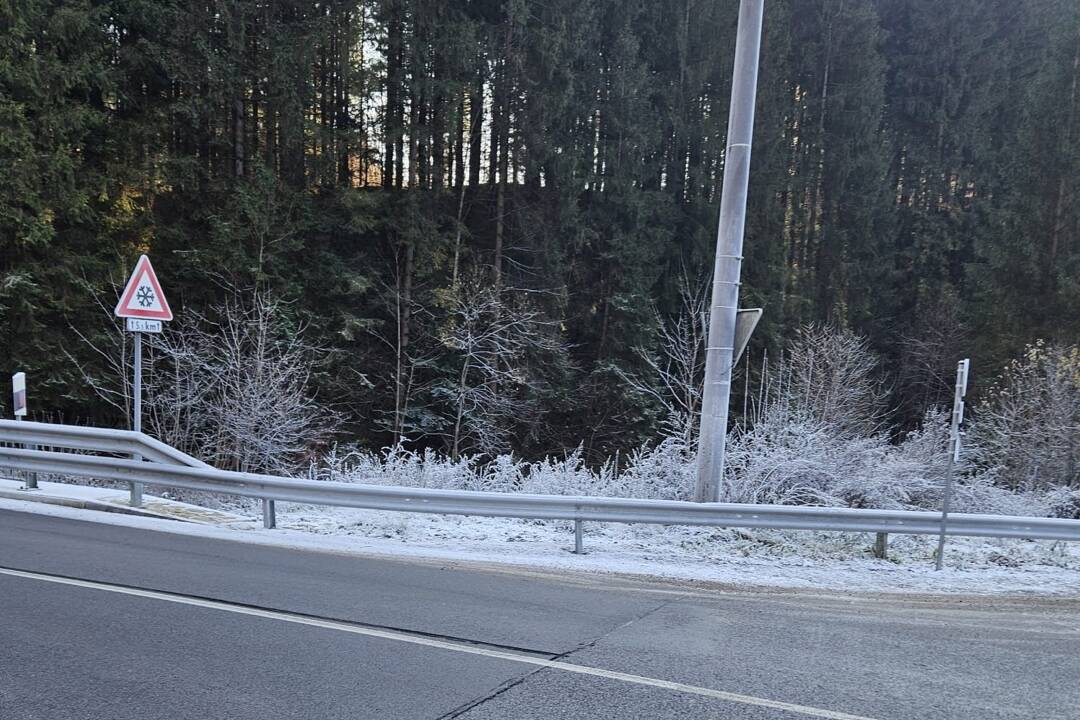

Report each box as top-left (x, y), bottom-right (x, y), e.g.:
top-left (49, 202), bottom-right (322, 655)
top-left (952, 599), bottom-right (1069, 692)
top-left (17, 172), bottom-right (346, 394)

top-left (233, 97), bottom-right (245, 179)
top-left (384, 0), bottom-right (403, 189)
top-left (231, 4), bottom-right (246, 179)
top-left (452, 356), bottom-right (471, 461)
top-left (812, 5), bottom-right (836, 317)
top-left (468, 58), bottom-right (484, 187)
top-left (454, 92), bottom-right (466, 189)
top-left (408, 11), bottom-right (424, 188)
top-left (336, 9), bottom-right (351, 185)
top-left (494, 178), bottom-right (505, 289)
top-left (432, 50), bottom-right (446, 189)
top-left (1049, 34), bottom-right (1080, 269)
top-left (488, 57), bottom-right (502, 184)
top-left (492, 21), bottom-right (513, 288)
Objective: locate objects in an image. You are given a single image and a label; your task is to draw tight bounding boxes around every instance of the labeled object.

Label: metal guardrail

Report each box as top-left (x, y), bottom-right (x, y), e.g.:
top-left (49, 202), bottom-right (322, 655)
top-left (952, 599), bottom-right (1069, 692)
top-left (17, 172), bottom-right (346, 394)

top-left (0, 420), bottom-right (209, 469)
top-left (1, 421), bottom-right (1079, 554)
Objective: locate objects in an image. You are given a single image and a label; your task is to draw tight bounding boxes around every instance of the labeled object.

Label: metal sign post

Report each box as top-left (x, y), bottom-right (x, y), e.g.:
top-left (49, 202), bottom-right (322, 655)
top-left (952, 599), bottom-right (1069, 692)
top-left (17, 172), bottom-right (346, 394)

top-left (131, 331), bottom-right (143, 506)
top-left (114, 255), bottom-right (173, 507)
top-left (12, 372), bottom-right (35, 489)
top-left (935, 358), bottom-right (970, 570)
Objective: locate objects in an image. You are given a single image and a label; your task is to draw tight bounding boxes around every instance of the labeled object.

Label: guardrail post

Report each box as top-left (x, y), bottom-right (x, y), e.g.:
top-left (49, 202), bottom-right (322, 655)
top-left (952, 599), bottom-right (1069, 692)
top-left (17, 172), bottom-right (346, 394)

top-left (262, 499), bottom-right (276, 529)
top-left (873, 532), bottom-right (888, 560)
top-left (573, 517), bottom-right (584, 554)
top-left (15, 415), bottom-right (37, 490)
top-left (129, 452), bottom-right (143, 508)
top-left (23, 443), bottom-right (38, 491)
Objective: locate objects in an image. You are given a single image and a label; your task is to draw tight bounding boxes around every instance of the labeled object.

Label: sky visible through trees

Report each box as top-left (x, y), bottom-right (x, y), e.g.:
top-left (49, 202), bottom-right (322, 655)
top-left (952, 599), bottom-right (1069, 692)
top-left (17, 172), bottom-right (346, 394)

top-left (1, 0), bottom-right (1078, 465)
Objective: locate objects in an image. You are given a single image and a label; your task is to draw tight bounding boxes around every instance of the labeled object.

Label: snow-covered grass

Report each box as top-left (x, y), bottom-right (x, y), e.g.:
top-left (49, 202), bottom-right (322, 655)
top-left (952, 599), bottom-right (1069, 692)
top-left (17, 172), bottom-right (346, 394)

top-left (272, 505), bottom-right (1080, 593)
top-left (3, 495), bottom-right (1077, 596)
top-left (64, 435), bottom-right (1064, 596)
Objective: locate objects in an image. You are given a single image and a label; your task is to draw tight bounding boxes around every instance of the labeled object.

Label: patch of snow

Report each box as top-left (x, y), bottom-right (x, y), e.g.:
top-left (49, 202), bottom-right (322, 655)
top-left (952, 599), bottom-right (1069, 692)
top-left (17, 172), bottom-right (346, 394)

top-left (0, 477), bottom-right (130, 502)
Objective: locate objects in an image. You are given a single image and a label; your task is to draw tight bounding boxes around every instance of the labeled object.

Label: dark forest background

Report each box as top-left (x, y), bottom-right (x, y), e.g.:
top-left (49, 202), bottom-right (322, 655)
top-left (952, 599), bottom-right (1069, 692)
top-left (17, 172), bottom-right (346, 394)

top-left (2, 0), bottom-right (1078, 462)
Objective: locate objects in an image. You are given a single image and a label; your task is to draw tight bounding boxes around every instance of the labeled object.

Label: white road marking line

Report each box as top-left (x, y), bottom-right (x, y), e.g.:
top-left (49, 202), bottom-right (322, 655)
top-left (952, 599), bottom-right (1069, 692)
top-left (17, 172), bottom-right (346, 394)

top-left (1, 567), bottom-right (878, 720)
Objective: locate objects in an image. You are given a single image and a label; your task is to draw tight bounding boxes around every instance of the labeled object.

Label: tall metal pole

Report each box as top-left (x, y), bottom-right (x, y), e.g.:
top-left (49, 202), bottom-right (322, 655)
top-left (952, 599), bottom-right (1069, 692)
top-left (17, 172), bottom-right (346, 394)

top-left (695, 0), bottom-right (765, 502)
top-left (130, 331), bottom-right (144, 507)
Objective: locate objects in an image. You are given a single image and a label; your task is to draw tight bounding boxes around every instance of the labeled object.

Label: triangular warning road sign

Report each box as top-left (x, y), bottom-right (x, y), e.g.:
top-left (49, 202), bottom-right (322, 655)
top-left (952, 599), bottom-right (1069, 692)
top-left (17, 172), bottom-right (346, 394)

top-left (115, 255), bottom-right (173, 321)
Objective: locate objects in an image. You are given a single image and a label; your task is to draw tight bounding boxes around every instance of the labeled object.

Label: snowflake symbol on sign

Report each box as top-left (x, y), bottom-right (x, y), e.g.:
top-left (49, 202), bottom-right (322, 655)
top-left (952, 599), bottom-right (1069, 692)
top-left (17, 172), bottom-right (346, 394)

top-left (136, 286), bottom-right (155, 307)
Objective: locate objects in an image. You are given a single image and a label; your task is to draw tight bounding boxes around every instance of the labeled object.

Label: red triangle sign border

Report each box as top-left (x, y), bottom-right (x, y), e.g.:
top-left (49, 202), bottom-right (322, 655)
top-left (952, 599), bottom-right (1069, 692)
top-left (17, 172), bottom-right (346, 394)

top-left (114, 255), bottom-right (174, 321)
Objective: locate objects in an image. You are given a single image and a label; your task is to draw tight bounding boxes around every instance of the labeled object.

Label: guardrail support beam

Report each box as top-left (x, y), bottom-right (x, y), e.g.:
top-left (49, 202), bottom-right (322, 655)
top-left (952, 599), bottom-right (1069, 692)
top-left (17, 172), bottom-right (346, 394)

top-left (573, 518), bottom-right (584, 554)
top-left (129, 452), bottom-right (142, 508)
top-left (263, 499), bottom-right (276, 529)
top-left (873, 532), bottom-right (888, 560)
top-left (23, 442), bottom-right (37, 490)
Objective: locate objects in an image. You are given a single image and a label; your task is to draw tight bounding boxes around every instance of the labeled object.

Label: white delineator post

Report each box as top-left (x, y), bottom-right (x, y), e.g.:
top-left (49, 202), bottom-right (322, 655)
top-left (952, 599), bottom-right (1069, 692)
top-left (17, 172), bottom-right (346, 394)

top-left (12, 372), bottom-right (35, 490)
top-left (695, 0), bottom-right (765, 503)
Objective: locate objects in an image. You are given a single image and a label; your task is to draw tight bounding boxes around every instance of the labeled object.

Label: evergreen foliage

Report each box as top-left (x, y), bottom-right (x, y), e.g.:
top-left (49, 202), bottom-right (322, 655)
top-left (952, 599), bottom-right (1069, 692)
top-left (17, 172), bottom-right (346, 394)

top-left (1, 0), bottom-right (1078, 460)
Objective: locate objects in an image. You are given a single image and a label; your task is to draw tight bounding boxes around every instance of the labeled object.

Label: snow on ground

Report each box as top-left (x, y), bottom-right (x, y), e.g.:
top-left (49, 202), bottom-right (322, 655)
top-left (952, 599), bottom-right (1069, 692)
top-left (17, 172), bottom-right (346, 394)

top-left (3, 493), bottom-right (1078, 596)
top-left (0, 477), bottom-right (134, 502)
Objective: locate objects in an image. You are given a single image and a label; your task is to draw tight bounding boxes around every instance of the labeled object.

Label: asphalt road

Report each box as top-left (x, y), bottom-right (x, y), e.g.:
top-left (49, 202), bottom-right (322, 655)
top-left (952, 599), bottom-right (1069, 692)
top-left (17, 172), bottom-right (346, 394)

top-left (1, 508), bottom-right (1077, 720)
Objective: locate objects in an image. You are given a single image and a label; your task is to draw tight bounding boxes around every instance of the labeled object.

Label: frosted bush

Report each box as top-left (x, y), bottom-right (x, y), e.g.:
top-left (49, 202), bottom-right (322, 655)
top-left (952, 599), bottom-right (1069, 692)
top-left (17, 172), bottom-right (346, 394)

top-left (774, 324), bottom-right (889, 437)
top-left (290, 322), bottom-right (1070, 523)
top-left (851, 409), bottom-right (953, 511)
top-left (1045, 487), bottom-right (1080, 519)
top-left (830, 450), bottom-right (940, 511)
top-left (947, 473), bottom-right (1048, 517)
top-left (615, 438), bottom-right (695, 500)
top-left (722, 411), bottom-right (858, 506)
top-left (974, 342), bottom-right (1080, 490)
top-left (519, 447), bottom-right (613, 496)
top-left (306, 406), bottom-right (1055, 518)
top-left (310, 444), bottom-right (483, 490)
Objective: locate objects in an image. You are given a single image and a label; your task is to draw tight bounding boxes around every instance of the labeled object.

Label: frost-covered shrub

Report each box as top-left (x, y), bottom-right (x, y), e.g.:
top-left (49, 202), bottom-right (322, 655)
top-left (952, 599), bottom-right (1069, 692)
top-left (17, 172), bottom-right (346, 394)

top-left (518, 447), bottom-right (612, 496)
top-left (311, 444), bottom-right (482, 490)
top-left (313, 443), bottom-right (612, 498)
top-left (722, 410), bottom-right (857, 506)
top-left (776, 324), bottom-right (889, 437)
top-left (614, 438), bottom-right (696, 501)
top-left (872, 409), bottom-right (1045, 516)
top-left (974, 342), bottom-right (1080, 490)
top-left (719, 406), bottom-right (1037, 514)
top-left (858, 408), bottom-right (955, 510)
top-left (1046, 487), bottom-right (1080, 519)
top-left (307, 403), bottom-right (1054, 518)
top-left (947, 474), bottom-right (1048, 517)
top-left (830, 449), bottom-right (941, 511)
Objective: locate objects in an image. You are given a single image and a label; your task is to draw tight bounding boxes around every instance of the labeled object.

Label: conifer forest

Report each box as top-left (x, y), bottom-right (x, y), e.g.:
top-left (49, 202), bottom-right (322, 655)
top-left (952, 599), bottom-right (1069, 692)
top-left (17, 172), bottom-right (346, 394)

top-left (1, 0), bottom-right (1078, 488)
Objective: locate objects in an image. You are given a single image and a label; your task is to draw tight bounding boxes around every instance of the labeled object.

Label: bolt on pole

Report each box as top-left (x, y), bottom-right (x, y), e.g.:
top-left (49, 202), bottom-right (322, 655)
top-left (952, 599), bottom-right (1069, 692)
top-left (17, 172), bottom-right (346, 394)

top-left (695, 0), bottom-right (765, 503)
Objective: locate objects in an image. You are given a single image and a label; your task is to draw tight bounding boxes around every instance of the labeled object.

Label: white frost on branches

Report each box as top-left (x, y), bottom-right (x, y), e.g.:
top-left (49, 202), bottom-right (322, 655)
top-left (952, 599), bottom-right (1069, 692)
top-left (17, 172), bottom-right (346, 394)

top-left (974, 342), bottom-right (1080, 491)
top-left (617, 275), bottom-right (707, 450)
top-left (72, 291), bottom-right (334, 474)
top-left (145, 294), bottom-right (335, 473)
top-left (437, 278), bottom-right (566, 460)
top-left (774, 324), bottom-right (889, 437)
